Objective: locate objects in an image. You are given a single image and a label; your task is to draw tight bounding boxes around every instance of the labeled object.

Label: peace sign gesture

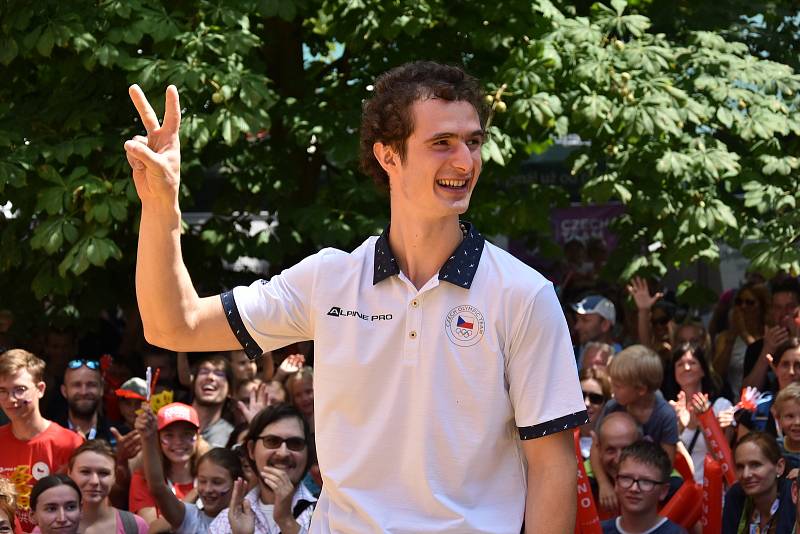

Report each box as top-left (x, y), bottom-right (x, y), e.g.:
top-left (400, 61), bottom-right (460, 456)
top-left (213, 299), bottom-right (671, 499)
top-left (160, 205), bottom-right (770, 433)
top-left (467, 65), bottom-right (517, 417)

top-left (124, 85), bottom-right (182, 208)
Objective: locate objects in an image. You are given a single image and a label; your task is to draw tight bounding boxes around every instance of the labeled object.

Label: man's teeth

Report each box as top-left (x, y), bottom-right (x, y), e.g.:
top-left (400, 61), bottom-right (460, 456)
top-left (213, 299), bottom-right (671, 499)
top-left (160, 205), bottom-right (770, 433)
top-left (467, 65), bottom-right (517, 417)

top-left (437, 179), bottom-right (466, 187)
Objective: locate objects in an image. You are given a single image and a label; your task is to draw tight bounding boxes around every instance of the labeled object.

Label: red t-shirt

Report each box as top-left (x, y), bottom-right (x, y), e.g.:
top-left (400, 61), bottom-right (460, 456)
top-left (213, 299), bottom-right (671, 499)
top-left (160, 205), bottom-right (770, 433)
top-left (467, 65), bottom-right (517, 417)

top-left (128, 470), bottom-right (194, 514)
top-left (0, 421), bottom-right (84, 533)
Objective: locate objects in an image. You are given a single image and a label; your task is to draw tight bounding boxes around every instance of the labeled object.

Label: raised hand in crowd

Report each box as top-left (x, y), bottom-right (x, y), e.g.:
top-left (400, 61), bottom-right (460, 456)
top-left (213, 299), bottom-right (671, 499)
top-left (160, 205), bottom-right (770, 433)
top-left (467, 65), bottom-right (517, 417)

top-left (110, 426), bottom-right (141, 463)
top-left (626, 277), bottom-right (663, 311)
top-left (236, 381), bottom-right (269, 424)
top-left (228, 478), bottom-right (255, 534)
top-left (274, 353), bottom-right (305, 382)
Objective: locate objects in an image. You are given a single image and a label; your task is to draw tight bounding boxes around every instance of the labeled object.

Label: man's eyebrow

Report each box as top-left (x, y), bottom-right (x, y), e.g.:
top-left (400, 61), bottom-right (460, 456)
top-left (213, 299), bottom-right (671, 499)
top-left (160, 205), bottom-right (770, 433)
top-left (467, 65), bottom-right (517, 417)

top-left (426, 129), bottom-right (486, 141)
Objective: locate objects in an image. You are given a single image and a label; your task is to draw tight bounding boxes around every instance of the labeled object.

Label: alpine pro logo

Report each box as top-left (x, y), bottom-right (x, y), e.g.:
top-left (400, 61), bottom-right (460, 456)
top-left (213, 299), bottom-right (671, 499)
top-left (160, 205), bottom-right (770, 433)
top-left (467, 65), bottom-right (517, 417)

top-left (445, 305), bottom-right (485, 347)
top-left (327, 306), bottom-right (392, 321)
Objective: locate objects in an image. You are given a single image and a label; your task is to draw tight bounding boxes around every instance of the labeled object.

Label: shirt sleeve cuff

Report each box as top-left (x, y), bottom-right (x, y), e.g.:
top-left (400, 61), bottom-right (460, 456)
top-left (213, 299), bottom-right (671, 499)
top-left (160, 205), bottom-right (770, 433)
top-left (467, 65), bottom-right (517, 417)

top-left (220, 290), bottom-right (263, 360)
top-left (518, 410), bottom-right (590, 440)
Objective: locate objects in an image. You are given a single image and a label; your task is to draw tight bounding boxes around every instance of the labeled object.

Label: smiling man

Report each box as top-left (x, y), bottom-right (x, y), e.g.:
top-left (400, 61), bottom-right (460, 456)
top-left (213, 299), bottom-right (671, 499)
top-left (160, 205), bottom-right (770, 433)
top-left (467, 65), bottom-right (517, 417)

top-left (190, 353), bottom-right (234, 448)
top-left (123, 61), bottom-right (587, 533)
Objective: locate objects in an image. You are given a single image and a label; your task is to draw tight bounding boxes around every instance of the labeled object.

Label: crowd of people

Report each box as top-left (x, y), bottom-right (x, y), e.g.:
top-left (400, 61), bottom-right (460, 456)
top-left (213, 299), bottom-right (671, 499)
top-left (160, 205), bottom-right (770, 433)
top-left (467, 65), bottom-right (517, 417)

top-left (2, 266), bottom-right (800, 533)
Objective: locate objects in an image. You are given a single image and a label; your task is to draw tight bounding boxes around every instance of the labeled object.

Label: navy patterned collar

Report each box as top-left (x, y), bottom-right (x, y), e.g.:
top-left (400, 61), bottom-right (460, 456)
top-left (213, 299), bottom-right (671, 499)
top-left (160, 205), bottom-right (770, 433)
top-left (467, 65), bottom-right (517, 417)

top-left (373, 221), bottom-right (485, 288)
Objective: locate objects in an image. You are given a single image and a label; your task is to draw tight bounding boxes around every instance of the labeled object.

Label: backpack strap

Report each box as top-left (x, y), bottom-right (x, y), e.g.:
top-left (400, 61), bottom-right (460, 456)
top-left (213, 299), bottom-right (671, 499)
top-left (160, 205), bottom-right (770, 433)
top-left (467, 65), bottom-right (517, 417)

top-left (118, 510), bottom-right (139, 534)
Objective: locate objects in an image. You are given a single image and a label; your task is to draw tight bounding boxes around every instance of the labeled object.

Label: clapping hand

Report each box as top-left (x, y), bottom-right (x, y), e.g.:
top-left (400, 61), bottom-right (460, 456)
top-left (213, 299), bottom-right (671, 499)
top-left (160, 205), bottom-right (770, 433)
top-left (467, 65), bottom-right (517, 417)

top-left (688, 392), bottom-right (711, 414)
top-left (669, 391), bottom-right (691, 429)
top-left (228, 478), bottom-right (255, 534)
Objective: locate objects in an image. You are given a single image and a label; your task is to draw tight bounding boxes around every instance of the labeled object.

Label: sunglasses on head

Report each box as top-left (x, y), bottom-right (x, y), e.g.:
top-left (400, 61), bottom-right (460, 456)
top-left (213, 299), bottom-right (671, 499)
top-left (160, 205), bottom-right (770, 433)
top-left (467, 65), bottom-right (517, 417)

top-left (67, 359), bottom-right (100, 370)
top-left (582, 390), bottom-right (606, 405)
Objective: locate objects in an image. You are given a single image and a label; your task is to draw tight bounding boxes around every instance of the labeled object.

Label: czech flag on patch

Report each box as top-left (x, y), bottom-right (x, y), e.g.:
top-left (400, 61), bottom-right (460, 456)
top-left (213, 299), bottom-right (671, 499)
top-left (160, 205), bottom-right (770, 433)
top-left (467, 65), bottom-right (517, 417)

top-left (457, 316), bottom-right (474, 330)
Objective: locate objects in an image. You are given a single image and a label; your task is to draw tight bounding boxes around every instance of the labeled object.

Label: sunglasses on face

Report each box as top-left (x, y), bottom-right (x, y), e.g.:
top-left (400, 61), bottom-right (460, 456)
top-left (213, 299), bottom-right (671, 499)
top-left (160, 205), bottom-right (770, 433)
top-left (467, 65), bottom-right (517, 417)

top-left (257, 434), bottom-right (306, 451)
top-left (582, 390), bottom-right (606, 405)
top-left (67, 359), bottom-right (100, 370)
top-left (616, 474), bottom-right (666, 492)
top-left (735, 298), bottom-right (757, 307)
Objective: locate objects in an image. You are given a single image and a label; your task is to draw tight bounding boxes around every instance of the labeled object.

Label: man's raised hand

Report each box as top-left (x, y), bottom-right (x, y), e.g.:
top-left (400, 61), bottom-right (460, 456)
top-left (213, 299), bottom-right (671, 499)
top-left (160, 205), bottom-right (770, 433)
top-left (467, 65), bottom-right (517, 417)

top-left (124, 85), bottom-right (182, 207)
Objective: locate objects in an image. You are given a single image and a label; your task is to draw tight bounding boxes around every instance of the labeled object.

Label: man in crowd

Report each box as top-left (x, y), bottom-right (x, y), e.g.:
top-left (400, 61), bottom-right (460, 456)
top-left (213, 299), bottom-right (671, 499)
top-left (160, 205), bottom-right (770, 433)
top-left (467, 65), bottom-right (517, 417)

top-left (573, 295), bottom-right (620, 366)
top-left (743, 278), bottom-right (800, 391)
top-left (589, 412), bottom-right (641, 508)
top-left (0, 349), bottom-right (83, 533)
top-left (191, 353), bottom-right (234, 447)
top-left (52, 359), bottom-right (116, 443)
top-left (124, 60), bottom-right (586, 532)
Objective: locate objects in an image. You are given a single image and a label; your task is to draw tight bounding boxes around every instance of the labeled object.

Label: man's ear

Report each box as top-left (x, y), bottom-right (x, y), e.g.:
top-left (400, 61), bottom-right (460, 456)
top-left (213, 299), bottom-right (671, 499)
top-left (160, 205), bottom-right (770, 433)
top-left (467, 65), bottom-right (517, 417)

top-left (60, 383), bottom-right (66, 398)
top-left (373, 142), bottom-right (399, 174)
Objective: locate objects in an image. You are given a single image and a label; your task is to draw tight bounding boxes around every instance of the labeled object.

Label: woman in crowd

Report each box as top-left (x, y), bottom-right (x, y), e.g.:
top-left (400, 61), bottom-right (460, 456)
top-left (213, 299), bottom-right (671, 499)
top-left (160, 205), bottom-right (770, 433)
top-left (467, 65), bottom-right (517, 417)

top-left (722, 432), bottom-right (795, 533)
top-left (673, 318), bottom-right (712, 356)
top-left (578, 367), bottom-right (610, 459)
top-left (128, 402), bottom-right (208, 524)
top-left (67, 440), bottom-right (148, 533)
top-left (137, 403), bottom-right (242, 533)
top-left (287, 368), bottom-right (314, 433)
top-left (0, 478), bottom-right (16, 533)
top-left (667, 345), bottom-right (733, 483)
top-left (31, 474), bottom-right (81, 534)
top-left (714, 282), bottom-right (770, 400)
top-left (210, 404), bottom-right (316, 533)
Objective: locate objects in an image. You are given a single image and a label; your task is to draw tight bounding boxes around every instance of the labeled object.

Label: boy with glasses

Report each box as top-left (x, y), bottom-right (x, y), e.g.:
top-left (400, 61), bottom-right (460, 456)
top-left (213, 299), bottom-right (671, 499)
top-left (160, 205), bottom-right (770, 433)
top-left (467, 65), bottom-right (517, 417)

top-left (602, 441), bottom-right (687, 534)
top-left (0, 349), bottom-right (83, 533)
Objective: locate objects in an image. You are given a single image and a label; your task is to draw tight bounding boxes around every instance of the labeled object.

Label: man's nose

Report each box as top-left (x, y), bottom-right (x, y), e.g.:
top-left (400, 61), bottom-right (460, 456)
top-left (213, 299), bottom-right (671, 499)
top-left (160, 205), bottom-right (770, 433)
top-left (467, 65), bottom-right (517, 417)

top-left (450, 142), bottom-right (473, 172)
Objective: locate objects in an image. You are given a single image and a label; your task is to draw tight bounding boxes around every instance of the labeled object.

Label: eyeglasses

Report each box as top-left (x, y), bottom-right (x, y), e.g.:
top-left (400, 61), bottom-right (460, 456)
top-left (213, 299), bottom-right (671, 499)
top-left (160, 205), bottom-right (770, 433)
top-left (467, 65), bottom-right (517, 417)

top-left (616, 474), bottom-right (666, 492)
top-left (735, 298), bottom-right (757, 307)
top-left (257, 434), bottom-right (306, 451)
top-left (67, 359), bottom-right (100, 370)
top-left (582, 391), bottom-right (606, 405)
top-left (0, 385), bottom-right (29, 400)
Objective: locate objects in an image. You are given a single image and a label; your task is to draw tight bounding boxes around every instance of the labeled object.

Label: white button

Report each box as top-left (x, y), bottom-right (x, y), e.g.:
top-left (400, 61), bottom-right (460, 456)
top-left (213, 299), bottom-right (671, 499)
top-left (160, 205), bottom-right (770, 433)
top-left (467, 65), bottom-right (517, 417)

top-left (409, 331), bottom-right (417, 339)
top-left (411, 299), bottom-right (419, 308)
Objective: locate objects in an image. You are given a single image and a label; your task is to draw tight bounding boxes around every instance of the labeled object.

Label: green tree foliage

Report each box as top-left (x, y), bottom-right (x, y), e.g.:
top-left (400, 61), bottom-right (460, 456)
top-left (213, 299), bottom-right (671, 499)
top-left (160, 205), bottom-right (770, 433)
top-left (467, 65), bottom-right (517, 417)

top-left (0, 0), bottom-right (798, 329)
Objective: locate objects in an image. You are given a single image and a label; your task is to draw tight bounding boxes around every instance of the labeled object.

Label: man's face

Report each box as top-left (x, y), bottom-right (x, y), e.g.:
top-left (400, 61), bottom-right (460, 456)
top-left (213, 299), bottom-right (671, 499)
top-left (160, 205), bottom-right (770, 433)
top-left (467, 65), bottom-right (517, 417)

top-left (248, 416), bottom-right (308, 485)
top-left (778, 400), bottom-right (800, 445)
top-left (575, 313), bottom-right (608, 345)
top-left (385, 98), bottom-right (483, 221)
top-left (775, 348), bottom-right (800, 390)
top-left (61, 366), bottom-right (102, 418)
top-left (231, 351), bottom-right (257, 382)
top-left (0, 369), bottom-right (43, 419)
top-left (193, 361), bottom-right (229, 406)
top-left (599, 421), bottom-right (639, 479)
top-left (772, 291), bottom-right (799, 328)
top-left (615, 458), bottom-right (668, 517)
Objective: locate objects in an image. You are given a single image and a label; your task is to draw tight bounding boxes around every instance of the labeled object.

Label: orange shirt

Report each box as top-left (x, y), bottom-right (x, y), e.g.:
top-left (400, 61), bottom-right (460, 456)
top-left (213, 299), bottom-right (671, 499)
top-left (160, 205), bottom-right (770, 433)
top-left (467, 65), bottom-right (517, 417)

top-left (0, 422), bottom-right (84, 533)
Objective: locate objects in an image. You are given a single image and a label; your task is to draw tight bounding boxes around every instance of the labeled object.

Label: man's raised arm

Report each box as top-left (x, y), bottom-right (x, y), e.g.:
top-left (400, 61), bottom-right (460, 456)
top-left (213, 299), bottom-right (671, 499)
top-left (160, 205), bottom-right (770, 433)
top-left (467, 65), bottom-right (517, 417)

top-left (124, 84), bottom-right (239, 352)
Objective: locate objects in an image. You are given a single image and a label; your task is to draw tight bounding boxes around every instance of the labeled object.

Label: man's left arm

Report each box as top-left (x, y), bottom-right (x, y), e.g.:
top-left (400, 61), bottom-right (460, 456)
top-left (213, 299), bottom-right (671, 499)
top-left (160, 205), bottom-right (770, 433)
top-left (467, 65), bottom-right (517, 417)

top-left (522, 431), bottom-right (576, 533)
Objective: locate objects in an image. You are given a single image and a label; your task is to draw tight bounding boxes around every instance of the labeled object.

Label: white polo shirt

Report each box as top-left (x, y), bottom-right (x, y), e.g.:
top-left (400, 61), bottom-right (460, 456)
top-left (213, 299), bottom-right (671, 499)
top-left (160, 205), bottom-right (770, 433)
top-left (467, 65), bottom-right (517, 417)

top-left (221, 222), bottom-right (587, 534)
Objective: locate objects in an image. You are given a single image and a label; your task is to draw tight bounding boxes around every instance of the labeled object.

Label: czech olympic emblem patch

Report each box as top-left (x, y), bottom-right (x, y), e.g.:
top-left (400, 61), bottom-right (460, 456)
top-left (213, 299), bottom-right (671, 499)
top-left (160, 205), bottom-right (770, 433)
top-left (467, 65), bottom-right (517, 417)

top-left (445, 305), bottom-right (485, 347)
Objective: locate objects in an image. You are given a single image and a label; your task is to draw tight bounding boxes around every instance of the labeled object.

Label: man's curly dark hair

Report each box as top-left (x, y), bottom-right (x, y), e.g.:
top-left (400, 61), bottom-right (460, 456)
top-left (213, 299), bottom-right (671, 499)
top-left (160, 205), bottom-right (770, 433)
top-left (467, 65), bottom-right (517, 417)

top-left (359, 61), bottom-right (487, 191)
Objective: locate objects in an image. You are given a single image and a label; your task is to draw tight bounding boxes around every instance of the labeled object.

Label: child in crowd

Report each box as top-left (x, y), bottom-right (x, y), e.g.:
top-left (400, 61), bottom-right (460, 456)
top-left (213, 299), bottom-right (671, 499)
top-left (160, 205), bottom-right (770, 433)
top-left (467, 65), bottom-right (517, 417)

top-left (591, 345), bottom-right (679, 512)
top-left (287, 368), bottom-right (314, 433)
top-left (773, 382), bottom-right (800, 471)
top-left (137, 403), bottom-right (242, 534)
top-left (0, 478), bottom-right (18, 533)
top-left (128, 403), bottom-right (208, 524)
top-left (601, 441), bottom-right (687, 534)
top-left (723, 431), bottom-right (795, 533)
top-left (67, 440), bottom-right (147, 534)
top-left (30, 475), bottom-right (81, 534)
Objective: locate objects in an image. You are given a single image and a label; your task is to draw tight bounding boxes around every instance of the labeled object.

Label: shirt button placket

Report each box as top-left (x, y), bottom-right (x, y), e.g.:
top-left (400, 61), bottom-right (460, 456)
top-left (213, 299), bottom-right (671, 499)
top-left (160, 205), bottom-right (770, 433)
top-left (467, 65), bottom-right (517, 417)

top-left (403, 295), bottom-right (423, 364)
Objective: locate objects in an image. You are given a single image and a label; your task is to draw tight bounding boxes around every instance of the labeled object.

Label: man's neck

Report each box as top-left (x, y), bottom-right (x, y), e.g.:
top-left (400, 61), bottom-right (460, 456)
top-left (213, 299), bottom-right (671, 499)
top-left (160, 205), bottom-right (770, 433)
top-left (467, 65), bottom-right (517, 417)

top-left (619, 510), bottom-right (663, 533)
top-left (10, 412), bottom-right (49, 441)
top-left (193, 402), bottom-right (223, 431)
top-left (387, 214), bottom-right (463, 290)
top-left (68, 411), bottom-right (98, 436)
